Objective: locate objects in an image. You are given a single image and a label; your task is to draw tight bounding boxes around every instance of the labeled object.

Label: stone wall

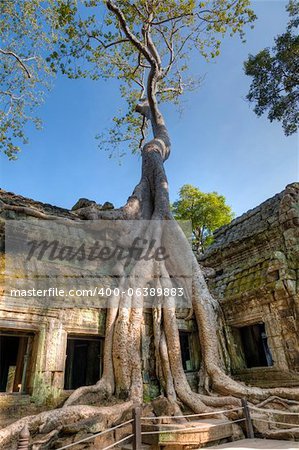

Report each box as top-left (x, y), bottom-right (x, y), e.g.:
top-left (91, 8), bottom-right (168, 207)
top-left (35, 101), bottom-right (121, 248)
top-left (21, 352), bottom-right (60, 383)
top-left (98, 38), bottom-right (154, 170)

top-left (0, 190), bottom-right (107, 410)
top-left (200, 183), bottom-right (299, 387)
top-left (0, 188), bottom-right (201, 412)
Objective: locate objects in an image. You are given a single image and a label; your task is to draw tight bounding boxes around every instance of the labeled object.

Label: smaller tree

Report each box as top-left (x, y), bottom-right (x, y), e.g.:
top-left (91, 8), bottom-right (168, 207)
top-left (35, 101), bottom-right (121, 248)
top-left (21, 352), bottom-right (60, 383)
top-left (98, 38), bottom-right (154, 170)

top-left (244, 0), bottom-right (299, 136)
top-left (172, 184), bottom-right (234, 253)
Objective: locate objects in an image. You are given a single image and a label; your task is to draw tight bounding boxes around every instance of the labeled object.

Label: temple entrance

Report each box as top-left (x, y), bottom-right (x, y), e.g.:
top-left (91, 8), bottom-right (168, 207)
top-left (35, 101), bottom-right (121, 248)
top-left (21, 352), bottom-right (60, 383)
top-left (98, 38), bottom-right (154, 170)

top-left (240, 323), bottom-right (273, 368)
top-left (0, 332), bottom-right (33, 393)
top-left (179, 330), bottom-right (201, 372)
top-left (64, 335), bottom-right (104, 390)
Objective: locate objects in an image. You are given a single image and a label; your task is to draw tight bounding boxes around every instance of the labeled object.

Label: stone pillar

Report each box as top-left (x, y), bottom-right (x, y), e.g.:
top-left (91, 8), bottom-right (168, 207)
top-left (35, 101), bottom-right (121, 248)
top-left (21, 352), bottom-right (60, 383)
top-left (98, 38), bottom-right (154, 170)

top-left (264, 313), bottom-right (289, 370)
top-left (31, 320), bottom-right (67, 405)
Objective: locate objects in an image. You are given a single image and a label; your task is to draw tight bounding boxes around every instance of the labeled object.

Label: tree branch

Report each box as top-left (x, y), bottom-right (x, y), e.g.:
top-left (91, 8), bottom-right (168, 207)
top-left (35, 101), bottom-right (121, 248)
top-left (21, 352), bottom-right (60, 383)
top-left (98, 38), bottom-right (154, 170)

top-left (106, 1), bottom-right (155, 65)
top-left (87, 35), bottom-right (130, 49)
top-left (0, 90), bottom-right (23, 100)
top-left (138, 115), bottom-right (147, 148)
top-left (155, 27), bottom-right (174, 76)
top-left (0, 49), bottom-right (31, 78)
top-left (106, 1), bottom-right (170, 158)
top-left (106, 3), bottom-right (161, 125)
top-left (149, 10), bottom-right (213, 26)
top-left (143, 14), bottom-right (162, 69)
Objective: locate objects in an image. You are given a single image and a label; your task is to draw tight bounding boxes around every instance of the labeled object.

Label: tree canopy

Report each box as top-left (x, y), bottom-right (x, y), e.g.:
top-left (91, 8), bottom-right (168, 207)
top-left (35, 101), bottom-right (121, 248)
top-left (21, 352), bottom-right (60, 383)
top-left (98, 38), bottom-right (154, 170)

top-left (172, 184), bottom-right (234, 252)
top-left (53, 0), bottom-right (256, 157)
top-left (244, 0), bottom-right (299, 136)
top-left (0, 0), bottom-right (256, 159)
top-left (0, 1), bottom-right (61, 159)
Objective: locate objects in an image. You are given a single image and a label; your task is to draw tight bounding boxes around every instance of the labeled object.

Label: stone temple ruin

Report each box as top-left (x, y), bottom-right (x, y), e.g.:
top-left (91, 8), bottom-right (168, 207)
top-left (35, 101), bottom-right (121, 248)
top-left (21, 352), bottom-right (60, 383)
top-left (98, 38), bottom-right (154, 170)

top-left (201, 182), bottom-right (299, 387)
top-left (0, 182), bottom-right (298, 425)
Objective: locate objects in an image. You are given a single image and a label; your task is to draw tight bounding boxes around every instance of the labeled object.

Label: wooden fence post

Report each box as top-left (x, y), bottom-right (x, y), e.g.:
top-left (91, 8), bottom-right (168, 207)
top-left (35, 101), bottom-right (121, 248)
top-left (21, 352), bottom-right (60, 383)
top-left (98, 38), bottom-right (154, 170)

top-left (133, 406), bottom-right (142, 450)
top-left (241, 398), bottom-right (254, 439)
top-left (17, 425), bottom-right (30, 450)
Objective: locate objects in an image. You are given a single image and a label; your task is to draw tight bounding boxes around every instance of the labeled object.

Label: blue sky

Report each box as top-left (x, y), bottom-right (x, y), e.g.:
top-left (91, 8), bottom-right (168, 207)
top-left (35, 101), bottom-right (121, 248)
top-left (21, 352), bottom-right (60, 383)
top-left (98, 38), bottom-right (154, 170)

top-left (0, 1), bottom-right (298, 217)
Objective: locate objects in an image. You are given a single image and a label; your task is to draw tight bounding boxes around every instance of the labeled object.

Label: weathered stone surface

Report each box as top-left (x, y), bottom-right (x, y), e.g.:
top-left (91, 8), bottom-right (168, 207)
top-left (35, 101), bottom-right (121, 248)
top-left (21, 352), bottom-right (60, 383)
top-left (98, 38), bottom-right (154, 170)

top-left (142, 419), bottom-right (233, 447)
top-left (201, 183), bottom-right (299, 385)
top-left (102, 201), bottom-right (114, 210)
top-left (0, 190), bottom-right (108, 411)
top-left (0, 189), bottom-right (75, 219)
top-left (71, 198), bottom-right (97, 211)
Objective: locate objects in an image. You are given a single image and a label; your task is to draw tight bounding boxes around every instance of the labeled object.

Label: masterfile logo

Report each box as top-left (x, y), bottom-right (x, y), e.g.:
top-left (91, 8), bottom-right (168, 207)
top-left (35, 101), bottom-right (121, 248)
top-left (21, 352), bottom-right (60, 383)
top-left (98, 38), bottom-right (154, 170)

top-left (5, 217), bottom-right (192, 309)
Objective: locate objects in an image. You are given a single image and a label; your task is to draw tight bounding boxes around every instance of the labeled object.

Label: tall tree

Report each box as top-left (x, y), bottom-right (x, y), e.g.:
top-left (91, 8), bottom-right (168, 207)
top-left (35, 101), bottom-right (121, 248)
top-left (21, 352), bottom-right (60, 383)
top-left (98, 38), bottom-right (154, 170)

top-left (1, 2), bottom-right (299, 447)
top-left (172, 184), bottom-right (234, 253)
top-left (244, 0), bottom-right (299, 135)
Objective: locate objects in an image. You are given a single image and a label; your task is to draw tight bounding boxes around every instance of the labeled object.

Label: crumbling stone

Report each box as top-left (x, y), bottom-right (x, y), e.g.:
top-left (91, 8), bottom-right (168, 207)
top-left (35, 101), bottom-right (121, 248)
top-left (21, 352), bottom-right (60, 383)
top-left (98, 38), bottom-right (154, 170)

top-left (201, 182), bottom-right (299, 385)
top-left (71, 198), bottom-right (97, 211)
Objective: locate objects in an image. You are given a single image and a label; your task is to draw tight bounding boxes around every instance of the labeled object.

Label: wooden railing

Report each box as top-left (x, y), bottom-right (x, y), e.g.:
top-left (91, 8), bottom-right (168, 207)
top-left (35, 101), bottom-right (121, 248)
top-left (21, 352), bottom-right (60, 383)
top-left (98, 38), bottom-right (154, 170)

top-left (17, 398), bottom-right (299, 450)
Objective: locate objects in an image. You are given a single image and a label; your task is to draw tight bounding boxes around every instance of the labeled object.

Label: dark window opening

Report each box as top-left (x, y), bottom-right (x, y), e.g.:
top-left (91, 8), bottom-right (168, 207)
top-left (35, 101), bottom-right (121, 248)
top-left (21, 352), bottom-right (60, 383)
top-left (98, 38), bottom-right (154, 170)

top-left (64, 336), bottom-right (103, 390)
top-left (0, 332), bottom-right (33, 393)
top-left (179, 330), bottom-right (200, 372)
top-left (240, 323), bottom-right (273, 368)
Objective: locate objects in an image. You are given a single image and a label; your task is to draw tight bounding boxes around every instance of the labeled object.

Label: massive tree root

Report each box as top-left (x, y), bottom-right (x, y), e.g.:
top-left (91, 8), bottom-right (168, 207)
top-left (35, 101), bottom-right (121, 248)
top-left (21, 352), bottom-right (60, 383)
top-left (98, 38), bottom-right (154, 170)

top-left (0, 402), bottom-right (134, 449)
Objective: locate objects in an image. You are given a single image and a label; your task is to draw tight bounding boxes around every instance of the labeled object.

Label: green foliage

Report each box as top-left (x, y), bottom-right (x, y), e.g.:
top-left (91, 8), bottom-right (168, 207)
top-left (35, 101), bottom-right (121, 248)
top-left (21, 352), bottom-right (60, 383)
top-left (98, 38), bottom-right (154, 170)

top-left (0, 0), bottom-right (256, 159)
top-left (0, 1), bottom-right (59, 159)
top-left (172, 184), bottom-right (234, 252)
top-left (244, 0), bottom-right (299, 135)
top-left (49, 0), bottom-right (256, 157)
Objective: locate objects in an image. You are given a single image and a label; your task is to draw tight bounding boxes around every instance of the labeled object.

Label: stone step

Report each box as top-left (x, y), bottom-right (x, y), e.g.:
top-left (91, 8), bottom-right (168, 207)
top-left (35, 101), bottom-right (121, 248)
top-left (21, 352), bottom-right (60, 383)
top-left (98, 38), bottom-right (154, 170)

top-left (142, 418), bottom-right (233, 447)
top-left (233, 368), bottom-right (299, 388)
top-left (0, 393), bottom-right (31, 407)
